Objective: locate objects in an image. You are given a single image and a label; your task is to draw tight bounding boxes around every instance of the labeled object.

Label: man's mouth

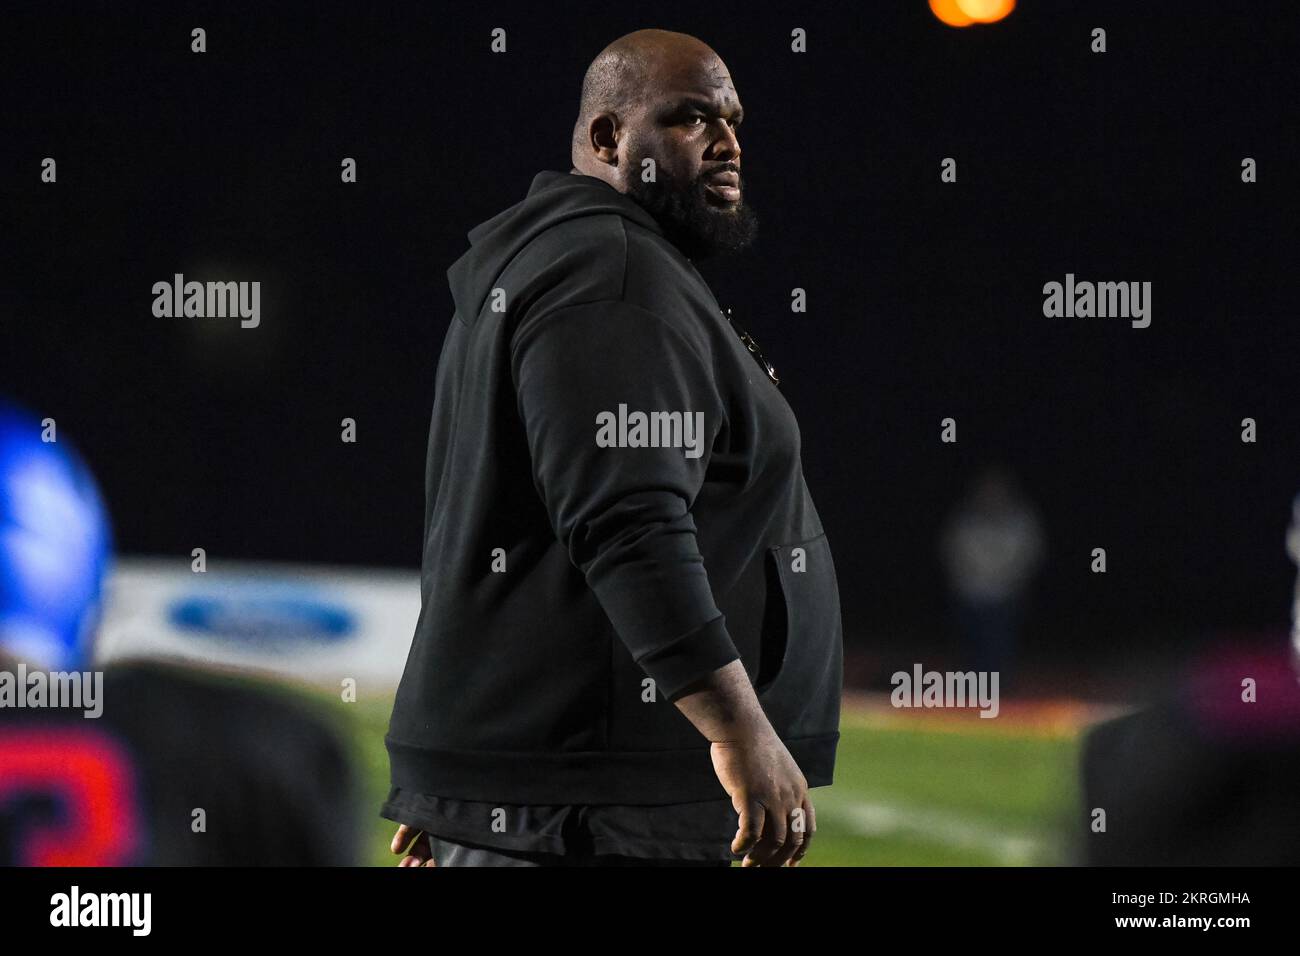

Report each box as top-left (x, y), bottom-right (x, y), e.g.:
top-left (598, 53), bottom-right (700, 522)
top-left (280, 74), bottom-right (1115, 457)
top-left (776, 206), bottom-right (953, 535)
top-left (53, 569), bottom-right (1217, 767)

top-left (704, 171), bottom-right (741, 203)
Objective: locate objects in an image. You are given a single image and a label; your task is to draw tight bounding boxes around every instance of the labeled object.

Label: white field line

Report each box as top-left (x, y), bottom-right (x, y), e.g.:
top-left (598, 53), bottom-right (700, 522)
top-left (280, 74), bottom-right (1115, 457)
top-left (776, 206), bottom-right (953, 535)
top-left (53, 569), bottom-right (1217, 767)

top-left (815, 794), bottom-right (1052, 865)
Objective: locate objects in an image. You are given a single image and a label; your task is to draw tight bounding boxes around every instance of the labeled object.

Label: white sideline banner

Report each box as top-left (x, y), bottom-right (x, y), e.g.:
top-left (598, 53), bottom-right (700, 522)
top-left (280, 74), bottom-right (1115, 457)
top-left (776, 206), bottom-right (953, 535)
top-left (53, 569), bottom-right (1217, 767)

top-left (96, 556), bottom-right (421, 691)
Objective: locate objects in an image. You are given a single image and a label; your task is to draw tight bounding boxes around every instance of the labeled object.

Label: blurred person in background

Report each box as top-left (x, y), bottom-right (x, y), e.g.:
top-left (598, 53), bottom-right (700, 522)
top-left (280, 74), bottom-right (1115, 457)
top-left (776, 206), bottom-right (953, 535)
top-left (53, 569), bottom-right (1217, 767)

top-left (0, 401), bottom-right (361, 865)
top-left (939, 463), bottom-right (1045, 687)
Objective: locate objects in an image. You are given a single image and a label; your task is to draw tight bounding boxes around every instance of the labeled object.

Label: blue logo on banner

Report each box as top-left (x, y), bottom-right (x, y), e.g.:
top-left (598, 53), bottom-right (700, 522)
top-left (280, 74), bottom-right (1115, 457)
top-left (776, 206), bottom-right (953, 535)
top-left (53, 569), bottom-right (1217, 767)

top-left (168, 583), bottom-right (356, 646)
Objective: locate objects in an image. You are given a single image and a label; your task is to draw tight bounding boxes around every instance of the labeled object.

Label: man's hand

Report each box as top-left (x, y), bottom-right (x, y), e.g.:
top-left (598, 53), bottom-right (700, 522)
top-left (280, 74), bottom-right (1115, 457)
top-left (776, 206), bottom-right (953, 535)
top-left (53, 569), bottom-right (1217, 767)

top-left (711, 731), bottom-right (814, 866)
top-left (391, 825), bottom-right (436, 867)
top-left (673, 659), bottom-right (816, 867)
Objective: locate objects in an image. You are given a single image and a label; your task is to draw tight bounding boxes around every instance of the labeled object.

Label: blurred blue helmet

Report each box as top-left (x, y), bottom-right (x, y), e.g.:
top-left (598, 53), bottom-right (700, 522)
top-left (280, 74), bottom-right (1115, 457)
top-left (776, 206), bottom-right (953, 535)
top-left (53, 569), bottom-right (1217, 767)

top-left (0, 403), bottom-right (112, 671)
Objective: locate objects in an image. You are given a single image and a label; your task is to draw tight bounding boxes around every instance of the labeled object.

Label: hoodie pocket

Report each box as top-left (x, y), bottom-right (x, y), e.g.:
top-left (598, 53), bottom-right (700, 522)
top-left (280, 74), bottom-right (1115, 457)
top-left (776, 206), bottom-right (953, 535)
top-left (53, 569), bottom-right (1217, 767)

top-left (755, 531), bottom-right (843, 737)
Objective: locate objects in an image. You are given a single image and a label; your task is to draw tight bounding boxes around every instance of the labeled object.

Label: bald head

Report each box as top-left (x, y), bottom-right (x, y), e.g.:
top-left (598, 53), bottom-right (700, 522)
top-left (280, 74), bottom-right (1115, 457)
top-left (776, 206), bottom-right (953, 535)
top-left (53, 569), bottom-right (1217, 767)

top-left (570, 29), bottom-right (728, 170)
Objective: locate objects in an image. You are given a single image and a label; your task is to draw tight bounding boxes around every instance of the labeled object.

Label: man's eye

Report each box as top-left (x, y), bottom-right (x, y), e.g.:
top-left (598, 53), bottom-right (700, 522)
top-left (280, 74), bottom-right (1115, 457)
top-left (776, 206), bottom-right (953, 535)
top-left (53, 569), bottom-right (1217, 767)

top-left (686, 115), bottom-right (705, 126)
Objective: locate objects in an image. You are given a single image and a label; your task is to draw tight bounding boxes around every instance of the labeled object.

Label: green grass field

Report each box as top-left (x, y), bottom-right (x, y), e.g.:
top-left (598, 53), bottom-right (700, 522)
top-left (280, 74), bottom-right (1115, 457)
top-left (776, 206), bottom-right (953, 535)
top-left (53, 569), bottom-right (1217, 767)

top-left (339, 693), bottom-right (1084, 867)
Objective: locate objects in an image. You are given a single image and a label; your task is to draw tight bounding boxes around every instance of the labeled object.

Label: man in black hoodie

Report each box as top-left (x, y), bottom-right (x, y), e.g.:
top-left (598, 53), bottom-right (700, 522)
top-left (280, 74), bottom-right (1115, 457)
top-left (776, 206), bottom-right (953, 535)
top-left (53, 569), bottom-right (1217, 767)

top-left (383, 28), bottom-right (842, 867)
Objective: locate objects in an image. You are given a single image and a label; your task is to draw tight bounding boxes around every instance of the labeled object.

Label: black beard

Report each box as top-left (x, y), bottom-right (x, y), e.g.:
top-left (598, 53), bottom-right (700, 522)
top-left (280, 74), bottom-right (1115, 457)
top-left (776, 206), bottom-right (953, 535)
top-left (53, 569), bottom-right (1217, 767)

top-left (625, 169), bottom-right (758, 261)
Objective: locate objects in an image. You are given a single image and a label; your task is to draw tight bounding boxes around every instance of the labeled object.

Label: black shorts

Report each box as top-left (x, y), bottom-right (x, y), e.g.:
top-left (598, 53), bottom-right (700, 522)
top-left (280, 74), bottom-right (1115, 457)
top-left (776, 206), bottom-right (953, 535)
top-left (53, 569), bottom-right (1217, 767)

top-left (425, 835), bottom-right (732, 867)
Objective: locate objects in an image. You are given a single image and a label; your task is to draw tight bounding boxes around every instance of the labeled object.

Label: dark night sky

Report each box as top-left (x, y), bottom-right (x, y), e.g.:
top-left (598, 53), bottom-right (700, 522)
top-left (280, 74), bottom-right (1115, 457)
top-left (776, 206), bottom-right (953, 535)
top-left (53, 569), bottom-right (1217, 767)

top-left (3, 1), bottom-right (1297, 664)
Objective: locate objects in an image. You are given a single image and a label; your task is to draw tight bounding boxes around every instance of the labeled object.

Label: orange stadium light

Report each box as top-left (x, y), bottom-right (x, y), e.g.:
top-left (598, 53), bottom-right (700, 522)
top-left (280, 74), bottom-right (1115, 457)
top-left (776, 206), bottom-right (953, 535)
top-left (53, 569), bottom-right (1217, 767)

top-left (930, 0), bottom-right (974, 26)
top-left (930, 0), bottom-right (1015, 28)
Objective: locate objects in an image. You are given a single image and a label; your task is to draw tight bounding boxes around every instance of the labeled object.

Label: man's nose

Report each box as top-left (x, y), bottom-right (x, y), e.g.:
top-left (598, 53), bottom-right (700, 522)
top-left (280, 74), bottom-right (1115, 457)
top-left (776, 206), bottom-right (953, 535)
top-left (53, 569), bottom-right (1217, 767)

top-left (709, 123), bottom-right (741, 163)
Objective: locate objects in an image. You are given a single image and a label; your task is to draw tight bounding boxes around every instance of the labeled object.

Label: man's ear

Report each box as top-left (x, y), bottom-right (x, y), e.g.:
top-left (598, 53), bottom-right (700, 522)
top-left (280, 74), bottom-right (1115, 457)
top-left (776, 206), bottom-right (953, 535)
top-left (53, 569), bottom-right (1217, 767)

top-left (587, 112), bottom-right (620, 167)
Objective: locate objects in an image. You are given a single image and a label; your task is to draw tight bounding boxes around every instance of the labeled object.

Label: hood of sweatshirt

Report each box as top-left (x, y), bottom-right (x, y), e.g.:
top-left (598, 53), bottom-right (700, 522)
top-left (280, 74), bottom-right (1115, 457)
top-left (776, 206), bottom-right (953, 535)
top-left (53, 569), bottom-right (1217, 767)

top-left (446, 170), bottom-right (666, 321)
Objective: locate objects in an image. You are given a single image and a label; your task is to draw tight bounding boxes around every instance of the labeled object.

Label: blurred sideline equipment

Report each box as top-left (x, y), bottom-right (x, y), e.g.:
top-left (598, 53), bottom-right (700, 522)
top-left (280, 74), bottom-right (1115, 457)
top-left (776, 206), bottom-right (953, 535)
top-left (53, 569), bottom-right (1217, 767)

top-left (1081, 493), bottom-right (1300, 865)
top-left (0, 401), bottom-right (361, 865)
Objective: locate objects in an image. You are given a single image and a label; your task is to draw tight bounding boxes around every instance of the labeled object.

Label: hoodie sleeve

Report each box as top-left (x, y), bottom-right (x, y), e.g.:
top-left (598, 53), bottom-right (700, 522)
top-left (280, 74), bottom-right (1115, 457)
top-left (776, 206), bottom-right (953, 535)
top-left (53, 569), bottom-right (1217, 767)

top-left (510, 298), bottom-right (740, 700)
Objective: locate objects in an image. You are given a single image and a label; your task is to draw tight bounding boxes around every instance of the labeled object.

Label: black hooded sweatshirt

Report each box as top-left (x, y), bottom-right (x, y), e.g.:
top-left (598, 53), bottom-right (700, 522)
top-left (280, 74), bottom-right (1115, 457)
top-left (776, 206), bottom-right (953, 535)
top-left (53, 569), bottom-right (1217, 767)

top-left (386, 170), bottom-right (842, 806)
